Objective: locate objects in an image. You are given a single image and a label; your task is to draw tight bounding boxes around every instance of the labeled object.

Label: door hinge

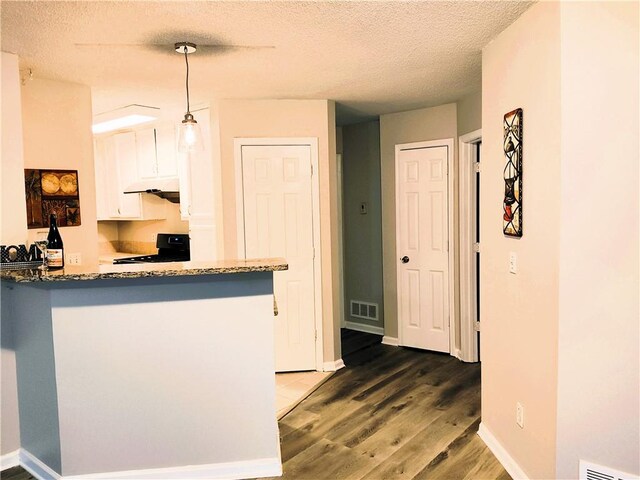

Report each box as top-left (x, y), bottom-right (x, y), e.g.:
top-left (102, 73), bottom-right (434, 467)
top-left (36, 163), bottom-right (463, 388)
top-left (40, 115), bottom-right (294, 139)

top-left (474, 321), bottom-right (481, 332)
top-left (311, 164), bottom-right (314, 176)
top-left (473, 242), bottom-right (480, 253)
top-left (313, 247), bottom-right (316, 259)
top-left (315, 330), bottom-right (318, 341)
top-left (474, 162), bottom-right (481, 173)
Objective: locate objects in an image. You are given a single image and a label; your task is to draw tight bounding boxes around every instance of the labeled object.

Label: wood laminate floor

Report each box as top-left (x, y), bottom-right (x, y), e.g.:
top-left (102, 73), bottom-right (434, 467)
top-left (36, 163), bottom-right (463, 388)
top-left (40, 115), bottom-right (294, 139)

top-left (273, 334), bottom-right (510, 480)
top-left (0, 466), bottom-right (33, 480)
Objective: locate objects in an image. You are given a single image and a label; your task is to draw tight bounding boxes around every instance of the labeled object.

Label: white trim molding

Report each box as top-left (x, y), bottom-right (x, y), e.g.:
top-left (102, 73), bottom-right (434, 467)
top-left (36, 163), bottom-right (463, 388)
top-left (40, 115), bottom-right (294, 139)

top-left (233, 137), bottom-right (324, 372)
top-left (323, 359), bottom-right (345, 372)
top-left (477, 423), bottom-right (529, 480)
top-left (1, 449), bottom-right (20, 470)
top-left (14, 450), bottom-right (281, 480)
top-left (63, 457), bottom-right (281, 480)
top-left (381, 336), bottom-right (399, 346)
top-left (20, 450), bottom-right (61, 480)
top-left (458, 129), bottom-right (482, 363)
top-left (344, 321), bottom-right (384, 336)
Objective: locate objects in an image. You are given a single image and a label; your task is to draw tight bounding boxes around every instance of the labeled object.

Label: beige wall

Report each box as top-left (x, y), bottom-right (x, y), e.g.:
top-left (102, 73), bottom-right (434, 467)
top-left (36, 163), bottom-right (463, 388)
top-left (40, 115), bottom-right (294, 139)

top-left (556, 2), bottom-right (639, 478)
top-left (379, 103), bottom-right (457, 340)
top-left (342, 121), bottom-right (384, 331)
top-left (457, 90), bottom-right (482, 137)
top-left (22, 78), bottom-right (99, 266)
top-left (1, 51), bottom-right (25, 456)
top-left (215, 99), bottom-right (340, 362)
top-left (116, 204), bottom-right (188, 254)
top-left (481, 3), bottom-right (561, 478)
top-left (97, 221), bottom-right (119, 254)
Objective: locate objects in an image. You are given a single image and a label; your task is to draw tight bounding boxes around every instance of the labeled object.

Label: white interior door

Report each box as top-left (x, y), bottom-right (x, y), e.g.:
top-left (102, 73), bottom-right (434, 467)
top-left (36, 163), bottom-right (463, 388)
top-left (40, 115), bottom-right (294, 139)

top-left (241, 144), bottom-right (316, 372)
top-left (397, 144), bottom-right (450, 352)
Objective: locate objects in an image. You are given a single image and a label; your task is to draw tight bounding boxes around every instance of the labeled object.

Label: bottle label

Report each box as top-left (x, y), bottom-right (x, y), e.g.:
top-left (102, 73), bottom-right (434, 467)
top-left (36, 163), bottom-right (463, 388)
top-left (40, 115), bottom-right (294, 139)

top-left (47, 249), bottom-right (64, 268)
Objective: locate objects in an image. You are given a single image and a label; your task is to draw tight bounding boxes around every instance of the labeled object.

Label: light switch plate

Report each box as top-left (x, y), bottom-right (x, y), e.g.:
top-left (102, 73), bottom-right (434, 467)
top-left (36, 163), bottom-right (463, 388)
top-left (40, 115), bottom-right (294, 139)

top-left (516, 402), bottom-right (524, 428)
top-left (509, 252), bottom-right (517, 274)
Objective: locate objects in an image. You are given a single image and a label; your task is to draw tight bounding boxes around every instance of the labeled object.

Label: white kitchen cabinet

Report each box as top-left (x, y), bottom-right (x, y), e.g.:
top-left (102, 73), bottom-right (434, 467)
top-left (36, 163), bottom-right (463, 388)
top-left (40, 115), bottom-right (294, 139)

top-left (135, 125), bottom-right (178, 180)
top-left (112, 132), bottom-right (142, 218)
top-left (178, 109), bottom-right (212, 221)
top-left (180, 107), bottom-right (219, 261)
top-left (135, 128), bottom-right (157, 180)
top-left (94, 138), bottom-right (110, 220)
top-left (94, 132), bottom-right (165, 221)
top-left (155, 124), bottom-right (178, 177)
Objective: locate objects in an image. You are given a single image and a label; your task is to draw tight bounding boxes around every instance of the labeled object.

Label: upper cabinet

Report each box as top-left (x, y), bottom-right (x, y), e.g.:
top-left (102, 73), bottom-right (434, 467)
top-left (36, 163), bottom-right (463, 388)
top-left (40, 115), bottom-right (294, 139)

top-left (95, 128), bottom-right (171, 221)
top-left (155, 124), bottom-right (179, 178)
top-left (136, 125), bottom-right (178, 180)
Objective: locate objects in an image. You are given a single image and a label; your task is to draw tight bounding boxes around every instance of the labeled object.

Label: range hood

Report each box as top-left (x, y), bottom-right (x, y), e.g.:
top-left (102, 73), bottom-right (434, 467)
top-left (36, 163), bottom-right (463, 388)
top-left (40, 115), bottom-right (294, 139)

top-left (124, 177), bottom-right (180, 203)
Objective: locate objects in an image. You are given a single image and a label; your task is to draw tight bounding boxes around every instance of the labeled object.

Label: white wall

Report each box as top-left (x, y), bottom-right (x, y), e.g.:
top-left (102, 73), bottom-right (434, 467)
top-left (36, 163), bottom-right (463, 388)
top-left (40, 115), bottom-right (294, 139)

top-left (556, 2), bottom-right (639, 478)
top-left (0, 51), bottom-right (26, 457)
top-left (481, 3), bottom-right (561, 478)
top-left (21, 78), bottom-right (99, 266)
top-left (379, 103), bottom-right (458, 340)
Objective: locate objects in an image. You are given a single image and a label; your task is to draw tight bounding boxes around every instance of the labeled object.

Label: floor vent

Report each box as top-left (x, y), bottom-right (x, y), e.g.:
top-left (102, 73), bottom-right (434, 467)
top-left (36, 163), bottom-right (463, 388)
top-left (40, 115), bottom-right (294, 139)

top-left (350, 300), bottom-right (378, 321)
top-left (580, 460), bottom-right (639, 480)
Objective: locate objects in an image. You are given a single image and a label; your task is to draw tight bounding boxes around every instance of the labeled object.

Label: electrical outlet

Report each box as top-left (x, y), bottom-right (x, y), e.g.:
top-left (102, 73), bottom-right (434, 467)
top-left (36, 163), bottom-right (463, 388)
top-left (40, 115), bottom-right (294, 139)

top-left (509, 252), bottom-right (517, 274)
top-left (67, 253), bottom-right (81, 265)
top-left (516, 402), bottom-right (524, 428)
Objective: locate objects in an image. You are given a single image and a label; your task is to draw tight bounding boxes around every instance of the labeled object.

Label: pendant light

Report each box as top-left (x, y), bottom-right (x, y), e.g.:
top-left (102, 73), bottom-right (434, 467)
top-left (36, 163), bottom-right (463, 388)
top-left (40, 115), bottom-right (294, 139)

top-left (175, 42), bottom-right (203, 152)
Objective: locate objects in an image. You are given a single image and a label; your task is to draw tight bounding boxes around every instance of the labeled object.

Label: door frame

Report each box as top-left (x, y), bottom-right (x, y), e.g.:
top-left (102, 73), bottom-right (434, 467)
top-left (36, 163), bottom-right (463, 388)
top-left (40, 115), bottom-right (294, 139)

top-left (458, 129), bottom-right (482, 362)
top-left (395, 138), bottom-right (455, 353)
top-left (234, 137), bottom-right (324, 372)
top-left (336, 153), bottom-right (347, 330)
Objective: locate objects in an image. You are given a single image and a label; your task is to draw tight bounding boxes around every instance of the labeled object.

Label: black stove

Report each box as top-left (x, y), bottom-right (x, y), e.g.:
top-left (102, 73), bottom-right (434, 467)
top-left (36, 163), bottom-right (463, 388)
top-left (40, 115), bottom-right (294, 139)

top-left (114, 233), bottom-right (190, 265)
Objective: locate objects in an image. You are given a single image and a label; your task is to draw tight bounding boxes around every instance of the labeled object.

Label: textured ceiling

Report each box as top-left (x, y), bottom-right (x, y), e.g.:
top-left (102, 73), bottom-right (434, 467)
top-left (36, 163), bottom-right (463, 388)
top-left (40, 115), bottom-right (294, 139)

top-left (1, 1), bottom-right (533, 124)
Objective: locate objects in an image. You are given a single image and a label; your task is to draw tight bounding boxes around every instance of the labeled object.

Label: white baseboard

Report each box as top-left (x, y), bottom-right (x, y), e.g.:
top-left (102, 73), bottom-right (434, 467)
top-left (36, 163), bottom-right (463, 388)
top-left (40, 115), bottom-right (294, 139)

top-left (344, 321), bottom-right (384, 336)
top-left (1, 449), bottom-right (20, 470)
top-left (323, 359), bottom-right (345, 372)
top-left (20, 449), bottom-right (61, 480)
top-left (477, 423), bottom-right (529, 480)
top-left (381, 335), bottom-right (399, 346)
top-left (63, 457), bottom-right (281, 479)
top-left (14, 450), bottom-right (280, 480)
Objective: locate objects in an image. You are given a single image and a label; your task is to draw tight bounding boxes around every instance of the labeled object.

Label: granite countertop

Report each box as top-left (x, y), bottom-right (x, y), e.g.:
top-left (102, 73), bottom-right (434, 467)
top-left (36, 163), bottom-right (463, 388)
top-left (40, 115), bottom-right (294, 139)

top-left (0, 258), bottom-right (288, 283)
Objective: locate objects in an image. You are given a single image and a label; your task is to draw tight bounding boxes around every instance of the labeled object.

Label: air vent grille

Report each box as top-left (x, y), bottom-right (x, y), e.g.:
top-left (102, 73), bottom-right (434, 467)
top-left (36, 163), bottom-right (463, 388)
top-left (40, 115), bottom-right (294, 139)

top-left (350, 300), bottom-right (378, 321)
top-left (580, 460), bottom-right (638, 480)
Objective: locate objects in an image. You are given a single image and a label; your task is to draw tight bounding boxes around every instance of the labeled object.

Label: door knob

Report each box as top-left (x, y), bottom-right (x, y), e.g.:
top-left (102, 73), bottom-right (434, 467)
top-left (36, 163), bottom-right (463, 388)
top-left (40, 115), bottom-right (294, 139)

top-left (401, 256), bottom-right (410, 264)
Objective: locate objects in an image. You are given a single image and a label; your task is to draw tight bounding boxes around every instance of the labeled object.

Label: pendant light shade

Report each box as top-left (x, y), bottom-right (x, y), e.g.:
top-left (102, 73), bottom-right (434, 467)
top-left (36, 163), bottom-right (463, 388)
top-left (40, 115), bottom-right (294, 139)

top-left (178, 112), bottom-right (203, 152)
top-left (176, 42), bottom-right (203, 153)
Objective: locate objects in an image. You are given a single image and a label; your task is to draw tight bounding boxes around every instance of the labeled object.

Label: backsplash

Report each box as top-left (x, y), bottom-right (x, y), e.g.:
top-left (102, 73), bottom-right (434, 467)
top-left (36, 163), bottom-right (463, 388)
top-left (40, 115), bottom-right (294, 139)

top-left (118, 240), bottom-right (157, 254)
top-left (97, 203), bottom-right (188, 255)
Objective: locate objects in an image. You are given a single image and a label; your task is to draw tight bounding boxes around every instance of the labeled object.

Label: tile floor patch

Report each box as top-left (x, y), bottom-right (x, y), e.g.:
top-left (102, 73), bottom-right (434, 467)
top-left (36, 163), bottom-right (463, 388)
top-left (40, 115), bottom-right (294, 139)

top-left (275, 371), bottom-right (332, 419)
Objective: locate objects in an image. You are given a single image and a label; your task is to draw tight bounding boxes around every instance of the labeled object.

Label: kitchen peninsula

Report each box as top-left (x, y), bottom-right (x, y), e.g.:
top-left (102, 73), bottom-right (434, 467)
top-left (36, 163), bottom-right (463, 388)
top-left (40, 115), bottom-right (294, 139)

top-left (1, 259), bottom-right (287, 480)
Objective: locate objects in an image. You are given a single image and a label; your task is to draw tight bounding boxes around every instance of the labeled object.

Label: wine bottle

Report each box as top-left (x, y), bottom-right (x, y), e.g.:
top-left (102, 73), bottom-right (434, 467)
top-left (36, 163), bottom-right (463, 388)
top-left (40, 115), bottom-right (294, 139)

top-left (46, 213), bottom-right (64, 270)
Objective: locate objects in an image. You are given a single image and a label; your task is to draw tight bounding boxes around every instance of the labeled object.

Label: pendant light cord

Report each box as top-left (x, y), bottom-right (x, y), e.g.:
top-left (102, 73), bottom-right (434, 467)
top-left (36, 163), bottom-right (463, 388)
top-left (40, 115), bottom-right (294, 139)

top-left (183, 46), bottom-right (191, 114)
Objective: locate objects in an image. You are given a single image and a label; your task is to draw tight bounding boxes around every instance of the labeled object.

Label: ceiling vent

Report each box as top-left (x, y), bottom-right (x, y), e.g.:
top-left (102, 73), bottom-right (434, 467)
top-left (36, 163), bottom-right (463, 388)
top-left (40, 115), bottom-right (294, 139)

top-left (579, 460), bottom-right (638, 480)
